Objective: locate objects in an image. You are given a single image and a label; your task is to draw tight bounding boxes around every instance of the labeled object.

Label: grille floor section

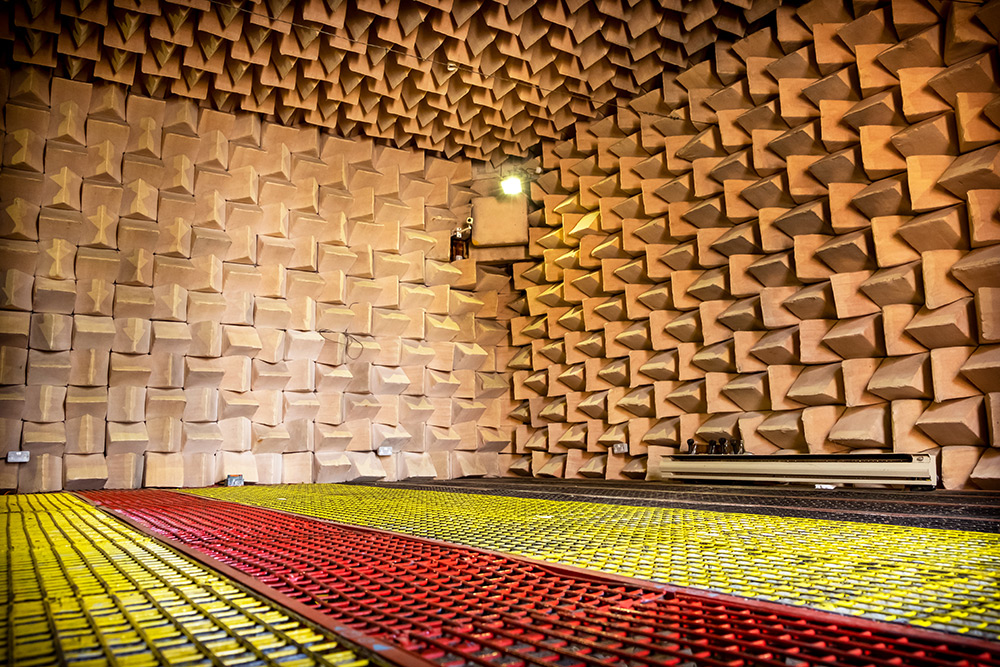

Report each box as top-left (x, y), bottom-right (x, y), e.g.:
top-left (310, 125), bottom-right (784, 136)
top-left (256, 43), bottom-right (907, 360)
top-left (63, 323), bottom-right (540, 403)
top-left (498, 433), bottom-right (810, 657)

top-left (81, 488), bottom-right (1000, 667)
top-left (1, 493), bottom-right (369, 667)
top-left (180, 483), bottom-right (1000, 639)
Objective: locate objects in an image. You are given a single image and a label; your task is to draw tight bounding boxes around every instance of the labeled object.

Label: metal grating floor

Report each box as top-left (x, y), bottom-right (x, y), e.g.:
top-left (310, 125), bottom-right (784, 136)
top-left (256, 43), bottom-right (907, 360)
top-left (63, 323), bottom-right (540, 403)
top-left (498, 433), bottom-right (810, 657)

top-left (370, 479), bottom-right (1000, 533)
top-left (179, 483), bottom-right (1000, 639)
top-left (0, 493), bottom-right (372, 667)
top-left (81, 489), bottom-right (1000, 667)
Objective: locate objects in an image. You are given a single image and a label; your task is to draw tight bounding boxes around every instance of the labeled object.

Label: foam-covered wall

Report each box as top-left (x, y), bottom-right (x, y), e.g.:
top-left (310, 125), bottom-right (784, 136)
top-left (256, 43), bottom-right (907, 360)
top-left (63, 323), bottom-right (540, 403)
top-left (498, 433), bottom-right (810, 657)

top-left (0, 69), bottom-right (516, 491)
top-left (502, 0), bottom-right (1000, 489)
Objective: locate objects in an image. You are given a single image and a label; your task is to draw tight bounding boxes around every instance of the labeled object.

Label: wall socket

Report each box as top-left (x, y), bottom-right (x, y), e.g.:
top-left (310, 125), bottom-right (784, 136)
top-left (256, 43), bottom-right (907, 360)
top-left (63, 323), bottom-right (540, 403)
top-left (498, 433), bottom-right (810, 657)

top-left (611, 443), bottom-right (628, 454)
top-left (377, 446), bottom-right (393, 457)
top-left (6, 451), bottom-right (29, 463)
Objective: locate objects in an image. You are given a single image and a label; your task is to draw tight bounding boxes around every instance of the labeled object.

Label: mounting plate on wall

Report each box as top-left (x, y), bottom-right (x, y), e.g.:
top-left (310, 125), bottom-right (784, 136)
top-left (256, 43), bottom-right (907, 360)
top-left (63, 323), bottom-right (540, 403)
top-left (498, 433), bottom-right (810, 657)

top-left (471, 195), bottom-right (528, 247)
top-left (7, 451), bottom-right (29, 463)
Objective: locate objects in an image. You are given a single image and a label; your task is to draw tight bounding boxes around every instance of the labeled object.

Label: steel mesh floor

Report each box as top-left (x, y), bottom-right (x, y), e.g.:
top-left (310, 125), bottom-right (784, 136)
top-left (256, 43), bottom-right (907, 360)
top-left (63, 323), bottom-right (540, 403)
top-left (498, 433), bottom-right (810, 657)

top-left (1, 493), bottom-right (370, 667)
top-left (370, 480), bottom-right (1000, 533)
top-left (179, 483), bottom-right (1000, 639)
top-left (81, 489), bottom-right (1000, 667)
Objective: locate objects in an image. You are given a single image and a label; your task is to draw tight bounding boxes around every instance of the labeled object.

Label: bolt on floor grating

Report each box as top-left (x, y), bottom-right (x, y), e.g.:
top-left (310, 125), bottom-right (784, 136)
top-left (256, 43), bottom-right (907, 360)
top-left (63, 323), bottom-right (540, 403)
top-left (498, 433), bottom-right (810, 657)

top-left (81, 488), bottom-right (1000, 667)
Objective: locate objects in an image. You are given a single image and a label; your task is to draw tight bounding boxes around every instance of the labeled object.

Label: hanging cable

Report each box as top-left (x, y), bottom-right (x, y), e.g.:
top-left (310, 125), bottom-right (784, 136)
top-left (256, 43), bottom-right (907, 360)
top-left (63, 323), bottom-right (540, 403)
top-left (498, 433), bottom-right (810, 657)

top-left (317, 329), bottom-right (364, 361)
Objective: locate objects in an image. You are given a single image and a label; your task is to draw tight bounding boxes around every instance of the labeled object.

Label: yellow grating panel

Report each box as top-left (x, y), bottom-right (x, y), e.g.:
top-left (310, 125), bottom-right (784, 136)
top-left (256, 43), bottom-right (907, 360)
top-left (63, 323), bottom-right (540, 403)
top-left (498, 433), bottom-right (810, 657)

top-left (0, 493), bottom-right (367, 667)
top-left (185, 484), bottom-right (1000, 639)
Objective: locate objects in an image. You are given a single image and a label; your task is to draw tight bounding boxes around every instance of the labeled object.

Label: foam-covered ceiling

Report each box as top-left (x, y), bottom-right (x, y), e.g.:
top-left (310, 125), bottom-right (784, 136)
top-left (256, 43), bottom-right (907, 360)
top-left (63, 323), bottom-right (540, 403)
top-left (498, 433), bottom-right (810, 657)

top-left (2, 0), bottom-right (783, 162)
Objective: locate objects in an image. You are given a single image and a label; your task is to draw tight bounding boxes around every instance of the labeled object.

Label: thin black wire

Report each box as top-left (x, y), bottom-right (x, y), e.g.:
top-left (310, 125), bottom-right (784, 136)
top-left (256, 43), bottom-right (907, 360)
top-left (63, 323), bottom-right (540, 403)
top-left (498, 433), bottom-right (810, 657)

top-left (317, 329), bottom-right (364, 361)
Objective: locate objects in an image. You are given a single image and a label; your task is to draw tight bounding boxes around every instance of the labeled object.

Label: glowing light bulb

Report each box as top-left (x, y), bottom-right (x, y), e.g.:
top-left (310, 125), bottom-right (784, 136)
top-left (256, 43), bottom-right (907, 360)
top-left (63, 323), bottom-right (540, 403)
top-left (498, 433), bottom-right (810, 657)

top-left (500, 175), bottom-right (523, 195)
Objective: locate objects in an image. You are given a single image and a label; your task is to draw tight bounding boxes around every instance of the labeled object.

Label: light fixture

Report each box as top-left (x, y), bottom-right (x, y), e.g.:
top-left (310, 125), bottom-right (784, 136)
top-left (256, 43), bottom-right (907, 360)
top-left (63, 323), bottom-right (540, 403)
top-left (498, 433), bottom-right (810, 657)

top-left (500, 175), bottom-right (523, 195)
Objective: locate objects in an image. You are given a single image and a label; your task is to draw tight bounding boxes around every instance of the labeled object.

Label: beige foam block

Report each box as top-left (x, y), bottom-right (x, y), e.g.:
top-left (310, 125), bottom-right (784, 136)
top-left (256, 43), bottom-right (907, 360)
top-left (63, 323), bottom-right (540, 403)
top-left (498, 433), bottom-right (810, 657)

top-left (0, 312), bottom-right (31, 352)
top-left (108, 352), bottom-right (152, 387)
top-left (146, 417), bottom-right (184, 452)
top-left (22, 420), bottom-right (67, 456)
top-left (371, 423), bottom-right (410, 451)
top-left (864, 352), bottom-right (931, 401)
top-left (218, 416), bottom-right (253, 452)
top-left (841, 358), bottom-right (884, 407)
top-left (397, 452), bottom-right (437, 480)
top-left (22, 384), bottom-right (67, 423)
top-left (183, 422), bottom-right (224, 454)
top-left (802, 405), bottom-right (850, 454)
top-left (18, 452), bottom-right (63, 493)
top-left (898, 68), bottom-right (950, 122)
top-left (938, 144), bottom-right (1000, 200)
top-left (150, 321), bottom-right (192, 355)
top-left (785, 363), bottom-right (844, 406)
top-left (63, 414), bottom-right (104, 454)
top-left (277, 452), bottom-right (310, 484)
top-left (284, 418), bottom-right (314, 453)
top-left (907, 155), bottom-right (963, 212)
top-left (890, 399), bottom-right (941, 454)
top-left (141, 384), bottom-right (184, 420)
top-left (530, 451), bottom-right (563, 478)
top-left (0, 462), bottom-right (17, 489)
top-left (572, 451), bottom-right (606, 479)
top-left (182, 387), bottom-right (218, 423)
top-left (989, 393), bottom-right (1000, 448)
top-left (182, 452), bottom-right (216, 488)
top-left (967, 190), bottom-right (1000, 248)
top-left (477, 427), bottom-right (512, 453)
top-left (346, 451), bottom-right (385, 481)
top-left (144, 452), bottom-right (184, 488)
top-left (970, 448), bottom-right (1000, 489)
top-left (105, 452), bottom-right (144, 489)
top-left (253, 453), bottom-right (282, 485)
top-left (452, 451), bottom-right (490, 478)
top-left (940, 445), bottom-right (984, 490)
top-left (953, 344), bottom-right (999, 394)
top-left (918, 384), bottom-right (988, 441)
top-left (282, 391), bottom-right (320, 421)
top-left (0, 385), bottom-right (25, 421)
top-left (828, 403), bottom-right (891, 449)
top-left (75, 286), bottom-right (112, 330)
top-left (31, 312), bottom-right (73, 351)
top-left (0, 417), bottom-right (20, 455)
top-left (502, 454), bottom-right (531, 477)
top-left (106, 385), bottom-right (145, 423)
top-left (756, 410), bottom-right (807, 451)
top-left (251, 423), bottom-right (290, 454)
top-left (920, 249), bottom-right (973, 309)
top-left (952, 245), bottom-right (1000, 296)
top-left (23, 346), bottom-right (71, 385)
top-left (313, 451), bottom-right (353, 483)
top-left (62, 454), bottom-right (107, 491)
top-left (313, 422), bottom-right (350, 452)
top-left (930, 346), bottom-right (980, 402)
top-left (105, 421), bottom-right (148, 456)
top-left (765, 365), bottom-right (806, 411)
top-left (215, 451), bottom-right (259, 484)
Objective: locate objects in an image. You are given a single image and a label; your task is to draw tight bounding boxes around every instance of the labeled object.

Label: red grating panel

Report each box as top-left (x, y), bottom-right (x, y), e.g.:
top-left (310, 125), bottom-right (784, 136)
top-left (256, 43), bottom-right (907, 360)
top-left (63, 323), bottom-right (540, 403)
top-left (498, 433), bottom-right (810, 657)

top-left (80, 490), bottom-right (1000, 667)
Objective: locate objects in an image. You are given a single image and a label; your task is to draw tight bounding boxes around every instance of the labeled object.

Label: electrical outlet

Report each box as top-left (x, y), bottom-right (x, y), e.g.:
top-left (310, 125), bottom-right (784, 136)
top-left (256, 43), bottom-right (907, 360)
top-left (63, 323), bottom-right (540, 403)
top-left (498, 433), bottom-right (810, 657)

top-left (6, 451), bottom-right (29, 463)
top-left (377, 446), bottom-right (393, 457)
top-left (611, 443), bottom-right (628, 454)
